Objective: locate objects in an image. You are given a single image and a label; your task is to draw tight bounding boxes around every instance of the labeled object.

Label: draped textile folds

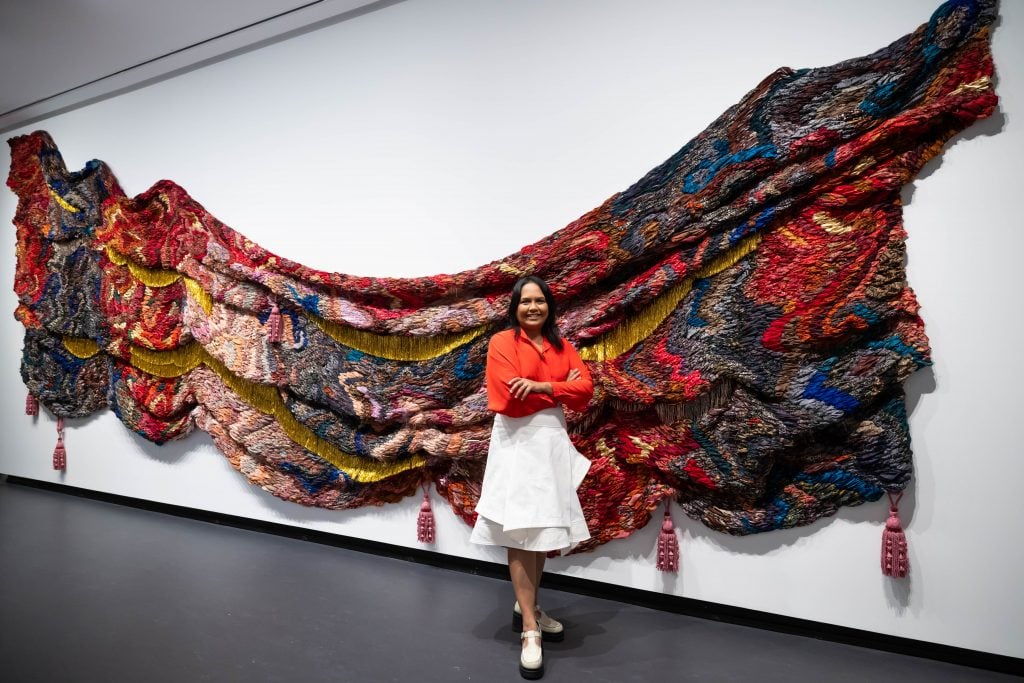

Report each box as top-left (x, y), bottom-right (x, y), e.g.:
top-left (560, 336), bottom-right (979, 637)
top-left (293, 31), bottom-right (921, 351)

top-left (8, 0), bottom-right (997, 554)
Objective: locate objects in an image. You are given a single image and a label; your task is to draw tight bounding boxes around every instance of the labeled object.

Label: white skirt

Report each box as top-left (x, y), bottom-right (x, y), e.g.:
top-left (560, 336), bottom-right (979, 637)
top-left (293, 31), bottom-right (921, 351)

top-left (470, 407), bottom-right (592, 552)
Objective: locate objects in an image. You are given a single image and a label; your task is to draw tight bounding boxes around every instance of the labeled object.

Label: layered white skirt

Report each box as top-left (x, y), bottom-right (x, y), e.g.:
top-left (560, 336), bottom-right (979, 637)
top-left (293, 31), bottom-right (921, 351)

top-left (470, 407), bottom-right (592, 552)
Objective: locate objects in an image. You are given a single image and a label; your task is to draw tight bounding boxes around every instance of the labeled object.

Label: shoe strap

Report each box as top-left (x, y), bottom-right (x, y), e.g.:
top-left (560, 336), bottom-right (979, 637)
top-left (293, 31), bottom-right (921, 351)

top-left (514, 602), bottom-right (543, 614)
top-left (521, 630), bottom-right (542, 640)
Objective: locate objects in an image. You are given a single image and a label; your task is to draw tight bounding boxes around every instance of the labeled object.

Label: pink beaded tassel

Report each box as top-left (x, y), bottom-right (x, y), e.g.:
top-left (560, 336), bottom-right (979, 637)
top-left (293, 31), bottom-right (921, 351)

top-left (881, 492), bottom-right (909, 578)
top-left (656, 501), bottom-right (680, 573)
top-left (267, 301), bottom-right (283, 343)
top-left (52, 417), bottom-right (67, 471)
top-left (417, 485), bottom-right (435, 543)
top-left (25, 392), bottom-right (39, 416)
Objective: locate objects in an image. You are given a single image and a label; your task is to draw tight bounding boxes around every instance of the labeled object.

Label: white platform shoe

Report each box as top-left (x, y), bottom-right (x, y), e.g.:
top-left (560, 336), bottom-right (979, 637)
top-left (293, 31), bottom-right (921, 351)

top-left (513, 601), bottom-right (565, 642)
top-left (519, 629), bottom-right (544, 679)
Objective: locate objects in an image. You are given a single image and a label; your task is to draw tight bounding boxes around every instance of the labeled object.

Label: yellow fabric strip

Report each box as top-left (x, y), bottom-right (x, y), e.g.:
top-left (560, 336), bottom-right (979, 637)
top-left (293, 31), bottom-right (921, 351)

top-left (63, 337), bottom-right (100, 358)
top-left (183, 277), bottom-right (213, 314)
top-left (130, 343), bottom-right (206, 377)
top-left (310, 315), bottom-right (487, 361)
top-left (579, 234), bottom-right (762, 362)
top-left (48, 188), bottom-right (79, 213)
top-left (129, 342), bottom-right (424, 482)
top-left (106, 246), bottom-right (182, 288)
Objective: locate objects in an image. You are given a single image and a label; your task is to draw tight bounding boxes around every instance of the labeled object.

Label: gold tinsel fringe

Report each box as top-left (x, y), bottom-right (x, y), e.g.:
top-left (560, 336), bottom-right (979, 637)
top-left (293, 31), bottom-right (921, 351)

top-left (182, 277), bottom-right (213, 314)
top-left (211, 355), bottom-right (426, 482)
top-left (128, 342), bottom-right (423, 482)
top-left (130, 343), bottom-right (206, 377)
top-left (310, 315), bottom-right (487, 361)
top-left (107, 246), bottom-right (485, 360)
top-left (579, 234), bottom-right (761, 362)
top-left (63, 336), bottom-right (100, 358)
top-left (106, 247), bottom-right (182, 288)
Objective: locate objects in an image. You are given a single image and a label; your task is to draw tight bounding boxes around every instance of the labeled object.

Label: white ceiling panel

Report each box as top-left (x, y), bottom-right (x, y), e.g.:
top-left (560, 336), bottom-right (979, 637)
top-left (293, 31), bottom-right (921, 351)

top-left (0, 0), bottom-right (388, 130)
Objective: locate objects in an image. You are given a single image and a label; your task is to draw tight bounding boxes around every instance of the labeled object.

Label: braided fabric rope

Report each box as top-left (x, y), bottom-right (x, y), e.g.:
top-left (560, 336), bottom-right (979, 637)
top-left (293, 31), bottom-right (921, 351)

top-left (8, 0), bottom-right (997, 554)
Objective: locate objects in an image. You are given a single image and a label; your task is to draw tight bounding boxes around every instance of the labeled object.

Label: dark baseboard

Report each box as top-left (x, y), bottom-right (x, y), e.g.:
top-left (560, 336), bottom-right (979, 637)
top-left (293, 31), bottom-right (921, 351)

top-left (5, 475), bottom-right (1022, 677)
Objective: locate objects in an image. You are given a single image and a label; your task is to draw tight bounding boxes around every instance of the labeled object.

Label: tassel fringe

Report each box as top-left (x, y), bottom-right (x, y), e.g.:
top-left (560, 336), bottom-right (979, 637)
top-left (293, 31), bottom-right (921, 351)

top-left (417, 485), bottom-right (435, 543)
top-left (26, 392), bottom-right (39, 416)
top-left (654, 379), bottom-right (736, 425)
top-left (881, 491), bottom-right (909, 578)
top-left (571, 380), bottom-right (737, 436)
top-left (656, 500), bottom-right (680, 573)
top-left (53, 416), bottom-right (66, 471)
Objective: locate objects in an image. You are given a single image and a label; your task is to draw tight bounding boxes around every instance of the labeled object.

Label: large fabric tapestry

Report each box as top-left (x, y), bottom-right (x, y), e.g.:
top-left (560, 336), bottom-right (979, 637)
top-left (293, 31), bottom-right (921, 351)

top-left (8, 0), bottom-right (997, 558)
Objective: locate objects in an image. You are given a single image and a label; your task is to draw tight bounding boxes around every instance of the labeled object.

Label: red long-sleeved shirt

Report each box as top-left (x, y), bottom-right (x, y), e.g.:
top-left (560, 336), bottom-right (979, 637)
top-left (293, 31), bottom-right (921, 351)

top-left (486, 329), bottom-right (593, 416)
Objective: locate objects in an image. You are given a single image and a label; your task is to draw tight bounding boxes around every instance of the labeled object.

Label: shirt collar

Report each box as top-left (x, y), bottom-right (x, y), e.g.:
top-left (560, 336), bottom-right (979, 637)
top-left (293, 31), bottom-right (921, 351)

top-left (517, 331), bottom-right (549, 353)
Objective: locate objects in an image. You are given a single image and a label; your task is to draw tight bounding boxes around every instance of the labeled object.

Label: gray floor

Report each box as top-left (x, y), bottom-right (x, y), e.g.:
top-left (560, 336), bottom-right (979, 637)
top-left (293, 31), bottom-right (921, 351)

top-left (0, 479), bottom-right (1017, 683)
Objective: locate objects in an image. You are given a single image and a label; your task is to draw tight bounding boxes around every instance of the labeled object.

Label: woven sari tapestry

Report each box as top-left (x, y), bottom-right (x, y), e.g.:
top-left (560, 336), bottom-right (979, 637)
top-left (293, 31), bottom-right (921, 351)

top-left (8, 0), bottom-right (997, 557)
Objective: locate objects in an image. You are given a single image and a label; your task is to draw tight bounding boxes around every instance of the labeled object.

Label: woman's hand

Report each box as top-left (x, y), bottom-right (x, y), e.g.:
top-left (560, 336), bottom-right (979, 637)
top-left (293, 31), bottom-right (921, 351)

top-left (507, 370), bottom-right (579, 400)
top-left (507, 377), bottom-right (552, 400)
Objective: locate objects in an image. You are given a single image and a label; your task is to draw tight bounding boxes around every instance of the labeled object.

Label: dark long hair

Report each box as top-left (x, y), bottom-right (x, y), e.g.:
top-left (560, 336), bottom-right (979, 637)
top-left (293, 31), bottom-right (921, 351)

top-left (507, 276), bottom-right (564, 351)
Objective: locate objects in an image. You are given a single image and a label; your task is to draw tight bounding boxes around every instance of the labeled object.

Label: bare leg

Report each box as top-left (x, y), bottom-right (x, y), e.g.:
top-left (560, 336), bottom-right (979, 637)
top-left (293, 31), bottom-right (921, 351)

top-left (508, 548), bottom-right (539, 631)
top-left (511, 550), bottom-right (545, 674)
top-left (531, 552), bottom-right (546, 615)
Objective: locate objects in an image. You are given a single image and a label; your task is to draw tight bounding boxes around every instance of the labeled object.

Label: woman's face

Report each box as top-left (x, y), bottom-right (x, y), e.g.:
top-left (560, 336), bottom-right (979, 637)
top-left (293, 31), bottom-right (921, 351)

top-left (517, 282), bottom-right (549, 334)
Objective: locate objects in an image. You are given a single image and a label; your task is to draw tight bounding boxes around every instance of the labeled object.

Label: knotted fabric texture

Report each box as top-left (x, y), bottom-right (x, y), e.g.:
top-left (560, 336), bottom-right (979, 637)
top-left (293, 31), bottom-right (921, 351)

top-left (8, 1), bottom-right (997, 559)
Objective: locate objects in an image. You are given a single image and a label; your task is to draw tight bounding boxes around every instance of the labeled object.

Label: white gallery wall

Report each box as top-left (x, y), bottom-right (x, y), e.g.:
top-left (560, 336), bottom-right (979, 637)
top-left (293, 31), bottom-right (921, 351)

top-left (1, 0), bottom-right (1021, 659)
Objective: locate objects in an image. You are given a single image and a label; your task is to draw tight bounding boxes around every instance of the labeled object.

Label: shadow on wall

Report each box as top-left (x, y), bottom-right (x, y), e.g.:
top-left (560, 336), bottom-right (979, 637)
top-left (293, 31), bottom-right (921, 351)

top-left (902, 103), bottom-right (1006, 203)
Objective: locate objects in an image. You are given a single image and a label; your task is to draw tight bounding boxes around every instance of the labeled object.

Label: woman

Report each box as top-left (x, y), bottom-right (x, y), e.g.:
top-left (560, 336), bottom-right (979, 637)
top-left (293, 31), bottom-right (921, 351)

top-left (470, 276), bottom-right (594, 680)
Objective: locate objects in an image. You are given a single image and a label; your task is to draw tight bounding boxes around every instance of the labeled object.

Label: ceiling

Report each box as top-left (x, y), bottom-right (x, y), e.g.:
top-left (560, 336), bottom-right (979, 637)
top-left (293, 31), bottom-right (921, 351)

top-left (0, 0), bottom-right (389, 133)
